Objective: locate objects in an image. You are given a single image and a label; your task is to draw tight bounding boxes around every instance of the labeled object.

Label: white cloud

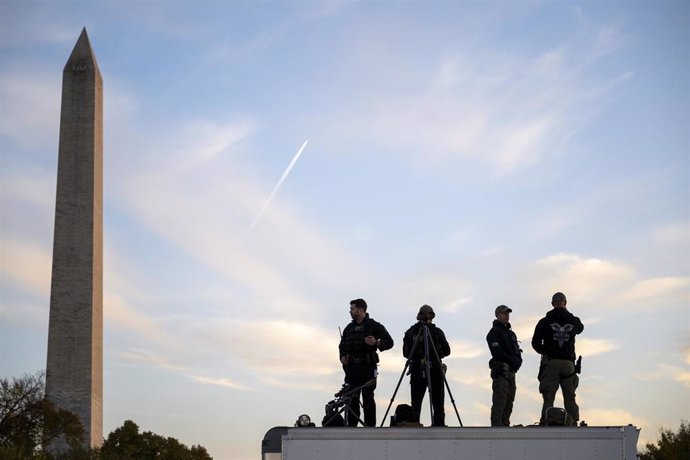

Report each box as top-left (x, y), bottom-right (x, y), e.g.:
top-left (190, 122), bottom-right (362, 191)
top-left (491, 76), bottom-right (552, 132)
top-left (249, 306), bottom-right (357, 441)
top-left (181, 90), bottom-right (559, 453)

top-left (190, 375), bottom-right (252, 390)
top-left (113, 348), bottom-right (253, 391)
top-left (0, 73), bottom-right (60, 148)
top-left (177, 121), bottom-right (255, 168)
top-left (378, 355), bottom-right (407, 374)
top-left (529, 253), bottom-right (634, 302)
top-left (316, 19), bottom-right (630, 177)
top-left (105, 290), bottom-right (169, 344)
top-left (115, 118), bottom-right (374, 321)
top-left (260, 375), bottom-right (338, 394)
top-left (113, 348), bottom-right (189, 374)
top-left (445, 297), bottom-right (473, 313)
top-left (512, 318), bottom-right (541, 344)
top-left (0, 237), bottom-right (52, 295)
top-left (102, 249), bottom-right (342, 391)
top-left (391, 274), bottom-right (475, 316)
top-left (449, 372), bottom-right (490, 389)
top-left (525, 253), bottom-right (689, 316)
top-left (447, 340), bottom-right (485, 359)
top-left (637, 364), bottom-right (690, 388)
top-left (617, 277), bottom-right (690, 306)
top-left (591, 19), bottom-right (629, 62)
top-left (492, 116), bottom-right (555, 175)
top-left (200, 319), bottom-right (340, 376)
top-left (577, 338), bottom-right (619, 357)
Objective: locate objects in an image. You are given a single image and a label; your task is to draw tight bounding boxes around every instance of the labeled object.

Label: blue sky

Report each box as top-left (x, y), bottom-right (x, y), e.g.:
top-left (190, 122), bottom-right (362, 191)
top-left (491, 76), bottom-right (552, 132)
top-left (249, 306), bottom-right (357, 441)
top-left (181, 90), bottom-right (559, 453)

top-left (1, 1), bottom-right (688, 458)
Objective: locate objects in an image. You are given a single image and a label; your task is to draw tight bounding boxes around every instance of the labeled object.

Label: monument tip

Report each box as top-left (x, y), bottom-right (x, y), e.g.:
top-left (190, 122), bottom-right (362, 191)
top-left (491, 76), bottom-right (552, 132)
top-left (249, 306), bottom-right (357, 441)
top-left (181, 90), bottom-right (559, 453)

top-left (65, 27), bottom-right (100, 72)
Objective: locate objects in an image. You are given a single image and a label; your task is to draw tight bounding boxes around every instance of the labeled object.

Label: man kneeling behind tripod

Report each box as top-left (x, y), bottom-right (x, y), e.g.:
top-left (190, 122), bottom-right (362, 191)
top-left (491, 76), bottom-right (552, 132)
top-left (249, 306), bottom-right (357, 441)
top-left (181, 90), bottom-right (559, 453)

top-left (403, 305), bottom-right (451, 426)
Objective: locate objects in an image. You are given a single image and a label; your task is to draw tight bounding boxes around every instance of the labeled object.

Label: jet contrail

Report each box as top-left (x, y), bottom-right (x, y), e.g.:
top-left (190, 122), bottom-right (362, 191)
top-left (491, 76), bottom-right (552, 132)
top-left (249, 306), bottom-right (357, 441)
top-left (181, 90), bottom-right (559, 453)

top-left (249, 139), bottom-right (309, 231)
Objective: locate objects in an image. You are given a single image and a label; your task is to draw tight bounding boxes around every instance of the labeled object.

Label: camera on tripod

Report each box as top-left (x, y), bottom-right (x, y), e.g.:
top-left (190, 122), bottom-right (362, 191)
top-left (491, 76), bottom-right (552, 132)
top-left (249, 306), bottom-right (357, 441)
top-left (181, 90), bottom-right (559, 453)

top-left (323, 401), bottom-right (345, 426)
top-left (322, 383), bottom-right (352, 427)
top-left (321, 379), bottom-right (376, 427)
top-left (380, 306), bottom-right (463, 428)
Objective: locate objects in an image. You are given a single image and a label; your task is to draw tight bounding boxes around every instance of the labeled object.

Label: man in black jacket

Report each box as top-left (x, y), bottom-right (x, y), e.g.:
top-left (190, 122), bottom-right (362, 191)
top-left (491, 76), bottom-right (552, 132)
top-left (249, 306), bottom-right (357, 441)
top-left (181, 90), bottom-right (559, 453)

top-left (403, 305), bottom-right (451, 426)
top-left (486, 305), bottom-right (522, 426)
top-left (531, 292), bottom-right (584, 424)
top-left (339, 298), bottom-right (393, 427)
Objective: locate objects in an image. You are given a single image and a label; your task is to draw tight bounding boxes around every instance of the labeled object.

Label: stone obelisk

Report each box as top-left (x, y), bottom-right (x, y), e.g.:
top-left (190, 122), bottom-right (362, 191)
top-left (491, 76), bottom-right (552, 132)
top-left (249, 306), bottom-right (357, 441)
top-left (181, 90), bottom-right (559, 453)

top-left (46, 28), bottom-right (103, 449)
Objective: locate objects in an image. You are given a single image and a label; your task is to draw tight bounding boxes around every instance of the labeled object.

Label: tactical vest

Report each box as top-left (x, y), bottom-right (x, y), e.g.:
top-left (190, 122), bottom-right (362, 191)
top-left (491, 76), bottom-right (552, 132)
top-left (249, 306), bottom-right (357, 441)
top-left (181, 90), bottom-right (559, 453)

top-left (342, 321), bottom-right (377, 364)
top-left (507, 329), bottom-right (521, 356)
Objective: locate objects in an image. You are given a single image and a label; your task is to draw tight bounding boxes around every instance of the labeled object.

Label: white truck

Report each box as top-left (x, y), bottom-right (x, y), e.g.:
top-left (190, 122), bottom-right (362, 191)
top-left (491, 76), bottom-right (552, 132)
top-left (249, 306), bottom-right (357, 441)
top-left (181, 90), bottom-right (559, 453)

top-left (262, 425), bottom-right (640, 460)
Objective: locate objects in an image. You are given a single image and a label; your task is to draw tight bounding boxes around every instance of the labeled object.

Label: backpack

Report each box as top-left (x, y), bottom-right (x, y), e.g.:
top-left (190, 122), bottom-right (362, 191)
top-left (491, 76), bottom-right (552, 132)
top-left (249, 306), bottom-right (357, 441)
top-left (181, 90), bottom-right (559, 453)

top-left (391, 404), bottom-right (420, 426)
top-left (543, 407), bottom-right (575, 426)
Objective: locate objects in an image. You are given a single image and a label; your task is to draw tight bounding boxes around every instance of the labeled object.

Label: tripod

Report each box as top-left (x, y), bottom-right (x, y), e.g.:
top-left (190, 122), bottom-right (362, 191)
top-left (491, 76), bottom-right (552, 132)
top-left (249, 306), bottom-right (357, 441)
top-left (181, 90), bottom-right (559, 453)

top-left (323, 378), bottom-right (376, 427)
top-left (381, 322), bottom-right (463, 427)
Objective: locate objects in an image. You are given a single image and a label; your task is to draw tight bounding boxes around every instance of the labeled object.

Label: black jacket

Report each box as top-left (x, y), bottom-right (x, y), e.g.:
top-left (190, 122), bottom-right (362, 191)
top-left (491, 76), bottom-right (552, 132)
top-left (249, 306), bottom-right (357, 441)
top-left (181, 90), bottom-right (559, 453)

top-left (486, 320), bottom-right (522, 372)
top-left (339, 314), bottom-right (393, 365)
top-left (531, 308), bottom-right (584, 361)
top-left (403, 322), bottom-right (451, 371)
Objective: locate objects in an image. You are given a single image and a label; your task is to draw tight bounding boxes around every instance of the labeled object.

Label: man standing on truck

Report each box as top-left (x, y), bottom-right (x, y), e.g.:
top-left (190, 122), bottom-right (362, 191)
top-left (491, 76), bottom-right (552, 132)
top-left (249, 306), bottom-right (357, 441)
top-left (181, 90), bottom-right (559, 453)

top-left (403, 304), bottom-right (451, 426)
top-left (531, 292), bottom-right (584, 424)
top-left (486, 305), bottom-right (522, 426)
top-left (339, 298), bottom-right (394, 427)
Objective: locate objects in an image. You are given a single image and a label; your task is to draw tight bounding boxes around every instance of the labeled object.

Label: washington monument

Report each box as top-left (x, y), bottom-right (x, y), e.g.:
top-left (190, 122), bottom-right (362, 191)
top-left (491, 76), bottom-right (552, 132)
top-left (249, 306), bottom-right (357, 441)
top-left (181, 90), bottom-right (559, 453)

top-left (46, 28), bottom-right (103, 449)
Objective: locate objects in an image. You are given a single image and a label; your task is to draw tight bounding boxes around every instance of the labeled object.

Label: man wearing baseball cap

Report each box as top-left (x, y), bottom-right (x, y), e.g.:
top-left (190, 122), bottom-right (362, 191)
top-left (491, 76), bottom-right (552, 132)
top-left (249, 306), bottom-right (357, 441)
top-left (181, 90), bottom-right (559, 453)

top-left (486, 305), bottom-right (523, 426)
top-left (531, 292), bottom-right (584, 425)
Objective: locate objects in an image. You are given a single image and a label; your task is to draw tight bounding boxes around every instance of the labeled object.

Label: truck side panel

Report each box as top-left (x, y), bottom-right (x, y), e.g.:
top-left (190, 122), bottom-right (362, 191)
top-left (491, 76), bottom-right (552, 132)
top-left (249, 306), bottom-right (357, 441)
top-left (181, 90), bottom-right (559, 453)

top-left (262, 426), bottom-right (640, 460)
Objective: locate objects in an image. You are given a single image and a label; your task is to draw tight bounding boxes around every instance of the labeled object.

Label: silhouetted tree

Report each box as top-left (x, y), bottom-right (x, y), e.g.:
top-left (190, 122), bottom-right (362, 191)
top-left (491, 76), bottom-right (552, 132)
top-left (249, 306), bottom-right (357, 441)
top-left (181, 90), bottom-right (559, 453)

top-left (0, 371), bottom-right (85, 458)
top-left (1, 371), bottom-right (211, 459)
top-left (100, 420), bottom-right (211, 460)
top-left (640, 421), bottom-right (690, 460)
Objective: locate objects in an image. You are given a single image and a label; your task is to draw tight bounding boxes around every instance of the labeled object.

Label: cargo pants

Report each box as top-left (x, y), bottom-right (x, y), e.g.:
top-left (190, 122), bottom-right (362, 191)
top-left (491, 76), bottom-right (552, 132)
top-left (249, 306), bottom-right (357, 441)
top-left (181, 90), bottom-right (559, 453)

top-left (538, 357), bottom-right (579, 423)
top-left (345, 366), bottom-right (378, 427)
top-left (410, 364), bottom-right (446, 426)
top-left (491, 364), bottom-right (516, 426)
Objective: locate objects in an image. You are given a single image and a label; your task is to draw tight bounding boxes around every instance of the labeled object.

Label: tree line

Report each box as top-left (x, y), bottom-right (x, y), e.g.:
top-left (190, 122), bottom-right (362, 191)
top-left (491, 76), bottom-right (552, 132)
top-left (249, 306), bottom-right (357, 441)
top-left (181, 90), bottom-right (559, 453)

top-left (0, 371), bottom-right (211, 459)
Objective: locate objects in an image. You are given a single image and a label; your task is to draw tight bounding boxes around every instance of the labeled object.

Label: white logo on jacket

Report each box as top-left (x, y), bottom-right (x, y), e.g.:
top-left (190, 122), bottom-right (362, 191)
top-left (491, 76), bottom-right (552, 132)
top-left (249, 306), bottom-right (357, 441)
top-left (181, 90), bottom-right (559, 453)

top-left (549, 323), bottom-right (574, 347)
